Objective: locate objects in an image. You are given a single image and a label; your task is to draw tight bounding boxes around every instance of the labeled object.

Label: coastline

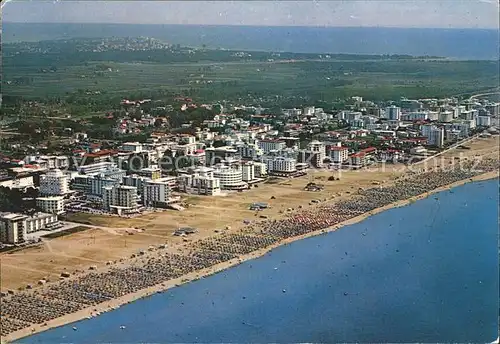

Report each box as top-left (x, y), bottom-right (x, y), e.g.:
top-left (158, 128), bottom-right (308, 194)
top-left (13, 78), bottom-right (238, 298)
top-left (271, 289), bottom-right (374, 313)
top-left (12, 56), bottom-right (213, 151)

top-left (4, 171), bottom-right (499, 343)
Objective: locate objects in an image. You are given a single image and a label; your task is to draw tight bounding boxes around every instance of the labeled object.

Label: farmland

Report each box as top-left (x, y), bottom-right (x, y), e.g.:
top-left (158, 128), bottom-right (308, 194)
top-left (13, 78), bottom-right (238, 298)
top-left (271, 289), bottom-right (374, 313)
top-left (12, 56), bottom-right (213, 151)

top-left (2, 38), bottom-right (499, 102)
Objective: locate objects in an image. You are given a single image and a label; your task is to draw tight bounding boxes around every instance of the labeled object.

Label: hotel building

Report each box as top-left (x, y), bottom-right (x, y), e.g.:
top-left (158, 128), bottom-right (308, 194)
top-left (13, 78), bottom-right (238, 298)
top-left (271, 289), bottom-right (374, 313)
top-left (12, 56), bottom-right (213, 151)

top-left (265, 156), bottom-right (297, 174)
top-left (143, 179), bottom-right (173, 208)
top-left (258, 139), bottom-right (286, 154)
top-left (329, 147), bottom-right (349, 164)
top-left (39, 169), bottom-right (70, 196)
top-left (213, 165), bottom-right (247, 190)
top-left (0, 212), bottom-right (59, 244)
top-left (102, 185), bottom-right (140, 215)
top-left (177, 167), bottom-right (221, 196)
top-left (36, 196), bottom-right (65, 215)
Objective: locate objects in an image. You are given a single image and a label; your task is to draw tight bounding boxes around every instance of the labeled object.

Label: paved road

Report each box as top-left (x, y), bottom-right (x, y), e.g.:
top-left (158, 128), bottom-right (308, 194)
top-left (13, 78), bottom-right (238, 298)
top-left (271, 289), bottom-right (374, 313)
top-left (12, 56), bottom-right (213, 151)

top-left (59, 221), bottom-right (137, 235)
top-left (469, 89), bottom-right (500, 100)
top-left (416, 134), bottom-right (480, 166)
top-left (58, 221), bottom-right (168, 238)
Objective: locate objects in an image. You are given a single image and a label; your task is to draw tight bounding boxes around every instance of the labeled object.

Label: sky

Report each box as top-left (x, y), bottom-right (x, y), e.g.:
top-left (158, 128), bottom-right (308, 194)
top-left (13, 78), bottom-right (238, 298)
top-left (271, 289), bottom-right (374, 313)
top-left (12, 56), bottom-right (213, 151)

top-left (2, 0), bottom-right (499, 29)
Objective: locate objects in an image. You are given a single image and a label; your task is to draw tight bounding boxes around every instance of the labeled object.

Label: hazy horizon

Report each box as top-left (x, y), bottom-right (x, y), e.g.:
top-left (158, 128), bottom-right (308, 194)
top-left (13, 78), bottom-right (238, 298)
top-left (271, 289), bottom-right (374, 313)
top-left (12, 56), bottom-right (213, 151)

top-left (2, 22), bottom-right (499, 31)
top-left (2, 1), bottom-right (499, 30)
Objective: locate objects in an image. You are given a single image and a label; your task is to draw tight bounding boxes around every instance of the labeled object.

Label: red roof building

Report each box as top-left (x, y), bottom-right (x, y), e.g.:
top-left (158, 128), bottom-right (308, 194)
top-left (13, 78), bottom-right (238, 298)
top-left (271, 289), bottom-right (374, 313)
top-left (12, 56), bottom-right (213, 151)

top-left (83, 149), bottom-right (117, 159)
top-left (330, 146), bottom-right (348, 151)
top-left (360, 147), bottom-right (377, 155)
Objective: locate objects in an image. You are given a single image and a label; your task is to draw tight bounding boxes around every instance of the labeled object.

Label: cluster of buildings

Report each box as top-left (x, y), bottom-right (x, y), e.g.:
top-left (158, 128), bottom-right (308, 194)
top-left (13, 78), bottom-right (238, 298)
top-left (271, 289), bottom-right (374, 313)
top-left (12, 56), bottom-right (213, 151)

top-left (0, 94), bottom-right (498, 245)
top-left (333, 97), bottom-right (499, 148)
top-left (0, 212), bottom-right (59, 245)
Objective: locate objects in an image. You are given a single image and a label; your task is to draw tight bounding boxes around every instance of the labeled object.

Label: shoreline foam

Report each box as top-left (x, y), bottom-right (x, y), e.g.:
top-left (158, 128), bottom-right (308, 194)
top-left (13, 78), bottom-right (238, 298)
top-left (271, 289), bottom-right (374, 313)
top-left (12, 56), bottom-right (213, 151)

top-left (4, 171), bottom-right (498, 343)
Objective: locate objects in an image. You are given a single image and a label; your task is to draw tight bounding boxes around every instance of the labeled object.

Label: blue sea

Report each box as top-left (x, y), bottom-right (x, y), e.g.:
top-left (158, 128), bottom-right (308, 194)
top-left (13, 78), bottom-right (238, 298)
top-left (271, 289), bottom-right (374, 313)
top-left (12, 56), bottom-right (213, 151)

top-left (21, 179), bottom-right (499, 343)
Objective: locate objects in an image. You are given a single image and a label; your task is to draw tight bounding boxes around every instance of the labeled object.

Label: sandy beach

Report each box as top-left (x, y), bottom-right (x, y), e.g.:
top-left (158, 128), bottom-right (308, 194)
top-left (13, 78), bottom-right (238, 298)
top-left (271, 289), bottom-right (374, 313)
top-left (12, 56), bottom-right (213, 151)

top-left (3, 167), bottom-right (498, 343)
top-left (3, 136), bottom-right (498, 293)
top-left (1, 136), bottom-right (498, 342)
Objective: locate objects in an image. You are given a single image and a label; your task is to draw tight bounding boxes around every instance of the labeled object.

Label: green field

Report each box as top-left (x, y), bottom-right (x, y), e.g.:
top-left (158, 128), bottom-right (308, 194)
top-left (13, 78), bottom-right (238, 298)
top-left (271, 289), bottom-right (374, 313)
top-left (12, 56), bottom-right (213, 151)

top-left (3, 58), bottom-right (499, 102)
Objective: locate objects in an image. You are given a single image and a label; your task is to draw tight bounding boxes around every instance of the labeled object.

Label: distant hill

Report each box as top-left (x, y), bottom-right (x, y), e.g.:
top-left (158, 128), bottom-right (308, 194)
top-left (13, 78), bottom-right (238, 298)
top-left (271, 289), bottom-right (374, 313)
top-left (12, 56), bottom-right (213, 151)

top-left (3, 23), bottom-right (499, 60)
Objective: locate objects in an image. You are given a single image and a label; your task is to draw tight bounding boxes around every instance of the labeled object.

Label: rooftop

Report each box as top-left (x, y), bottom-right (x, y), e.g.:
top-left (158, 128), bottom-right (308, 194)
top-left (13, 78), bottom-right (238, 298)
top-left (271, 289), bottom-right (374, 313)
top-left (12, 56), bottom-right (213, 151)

top-left (260, 139), bottom-right (285, 143)
top-left (140, 167), bottom-right (161, 172)
top-left (84, 150), bottom-right (118, 158)
top-left (205, 146), bottom-right (238, 152)
top-left (36, 196), bottom-right (64, 201)
top-left (1, 213), bottom-right (28, 221)
top-left (360, 147), bottom-right (377, 153)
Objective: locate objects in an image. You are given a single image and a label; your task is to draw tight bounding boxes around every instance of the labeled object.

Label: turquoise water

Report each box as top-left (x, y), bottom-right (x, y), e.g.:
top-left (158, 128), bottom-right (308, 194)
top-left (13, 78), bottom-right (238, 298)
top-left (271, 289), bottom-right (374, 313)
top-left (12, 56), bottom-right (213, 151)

top-left (21, 179), bottom-right (499, 343)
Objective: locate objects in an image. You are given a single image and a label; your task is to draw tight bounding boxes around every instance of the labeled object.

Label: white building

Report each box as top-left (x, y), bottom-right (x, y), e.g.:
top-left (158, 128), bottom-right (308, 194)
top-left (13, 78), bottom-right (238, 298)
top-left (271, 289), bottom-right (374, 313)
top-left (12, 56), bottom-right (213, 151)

top-left (205, 146), bottom-right (239, 166)
top-left (338, 111), bottom-right (362, 124)
top-left (477, 115), bottom-right (491, 127)
top-left (90, 175), bottom-right (120, 196)
top-left (72, 166), bottom-right (124, 196)
top-left (0, 213), bottom-right (27, 244)
top-left (136, 166), bottom-right (162, 180)
top-left (23, 213), bottom-right (59, 238)
top-left (410, 146), bottom-right (427, 155)
top-left (122, 174), bottom-right (151, 194)
top-left (241, 162), bottom-right (256, 182)
top-left (350, 153), bottom-right (367, 166)
top-left (213, 165), bottom-right (247, 189)
top-left (330, 147), bottom-right (349, 164)
top-left (177, 167), bottom-right (221, 196)
top-left (460, 109), bottom-right (477, 121)
top-left (306, 140), bottom-right (326, 168)
top-left (429, 127), bottom-right (444, 147)
top-left (427, 111), bottom-right (439, 121)
top-left (303, 106), bottom-right (315, 116)
top-left (236, 143), bottom-right (263, 159)
top-left (385, 105), bottom-right (401, 121)
top-left (0, 176), bottom-right (34, 189)
top-left (179, 135), bottom-right (196, 145)
top-left (36, 196), bottom-right (65, 215)
top-left (172, 141), bottom-right (197, 156)
top-left (0, 212), bottom-right (58, 244)
top-left (266, 156), bottom-right (297, 173)
top-left (120, 142), bottom-right (143, 153)
top-left (253, 162), bottom-right (267, 177)
top-left (450, 120), bottom-right (475, 138)
top-left (77, 162), bottom-right (115, 175)
top-left (39, 169), bottom-right (69, 196)
top-left (258, 139), bottom-right (286, 154)
top-left (283, 108), bottom-right (302, 116)
top-left (102, 185), bottom-right (140, 215)
top-left (372, 130), bottom-right (396, 138)
top-left (422, 125), bottom-right (444, 147)
top-left (401, 112), bottom-right (428, 121)
top-left (446, 129), bottom-right (462, 141)
top-left (421, 124), bottom-right (434, 139)
top-left (37, 155), bottom-right (70, 170)
top-left (438, 111), bottom-right (454, 123)
top-left (143, 179), bottom-right (172, 207)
